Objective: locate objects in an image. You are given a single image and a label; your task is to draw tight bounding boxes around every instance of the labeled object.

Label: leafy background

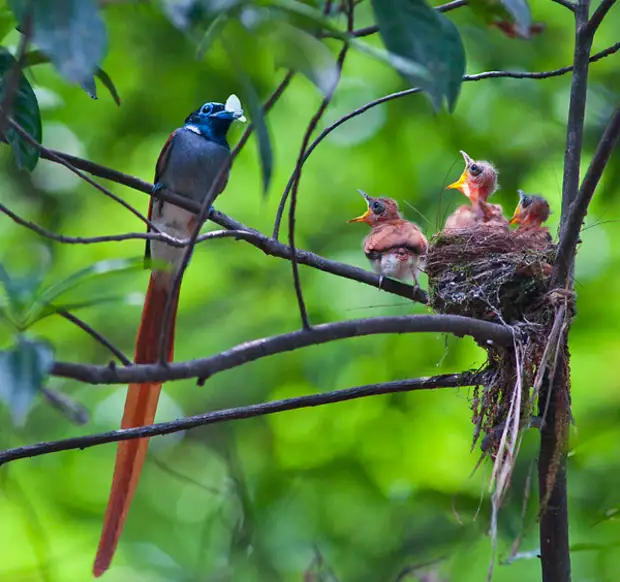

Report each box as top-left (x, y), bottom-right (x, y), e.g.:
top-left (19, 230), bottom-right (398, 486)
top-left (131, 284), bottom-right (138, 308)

top-left (0, 0), bottom-right (620, 581)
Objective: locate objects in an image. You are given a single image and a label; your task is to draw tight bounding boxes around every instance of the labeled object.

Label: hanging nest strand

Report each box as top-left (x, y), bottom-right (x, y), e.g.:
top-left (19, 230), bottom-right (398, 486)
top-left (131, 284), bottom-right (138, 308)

top-left (425, 225), bottom-right (558, 453)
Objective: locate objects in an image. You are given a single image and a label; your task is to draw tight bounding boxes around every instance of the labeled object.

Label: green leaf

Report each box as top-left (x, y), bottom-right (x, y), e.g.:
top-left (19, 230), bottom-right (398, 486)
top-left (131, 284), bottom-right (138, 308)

top-left (0, 47), bottom-right (42, 171)
top-left (23, 49), bottom-right (121, 105)
top-left (0, 0), bottom-right (16, 41)
top-left (30, 257), bottom-right (144, 319)
top-left (239, 73), bottom-right (272, 195)
top-left (8, 0), bottom-right (107, 85)
top-left (196, 12), bottom-right (229, 58)
top-left (0, 336), bottom-right (54, 426)
top-left (264, 0), bottom-right (428, 86)
top-left (370, 0), bottom-right (466, 111)
top-left (271, 21), bottom-right (338, 96)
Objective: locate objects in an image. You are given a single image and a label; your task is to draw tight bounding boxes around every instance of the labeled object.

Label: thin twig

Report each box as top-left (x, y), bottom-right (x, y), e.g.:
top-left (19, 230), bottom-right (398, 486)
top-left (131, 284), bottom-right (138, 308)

top-left (0, 371), bottom-right (485, 464)
top-left (286, 1), bottom-right (353, 329)
top-left (271, 42), bottom-right (620, 238)
top-left (0, 15), bottom-right (32, 135)
top-left (7, 118), bottom-right (161, 233)
top-left (553, 103), bottom-right (620, 286)
top-left (57, 310), bottom-right (132, 366)
top-left (586, 0), bottom-right (617, 35)
top-left (40, 387), bottom-right (89, 425)
top-left (47, 315), bottom-right (511, 386)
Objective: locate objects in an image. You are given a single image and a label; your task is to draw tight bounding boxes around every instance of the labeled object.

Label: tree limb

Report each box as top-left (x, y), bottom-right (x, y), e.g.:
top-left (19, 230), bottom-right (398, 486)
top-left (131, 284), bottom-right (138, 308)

top-left (48, 315), bottom-right (512, 386)
top-left (553, 103), bottom-right (620, 286)
top-left (0, 370), bottom-right (485, 464)
top-left (586, 0), bottom-right (617, 35)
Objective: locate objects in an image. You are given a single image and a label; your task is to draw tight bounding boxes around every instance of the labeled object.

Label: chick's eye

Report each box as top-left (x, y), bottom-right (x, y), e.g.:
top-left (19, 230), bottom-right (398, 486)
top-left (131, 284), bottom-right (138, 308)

top-left (521, 196), bottom-right (532, 208)
top-left (371, 201), bottom-right (385, 214)
top-left (201, 104), bottom-right (213, 115)
top-left (469, 164), bottom-right (481, 177)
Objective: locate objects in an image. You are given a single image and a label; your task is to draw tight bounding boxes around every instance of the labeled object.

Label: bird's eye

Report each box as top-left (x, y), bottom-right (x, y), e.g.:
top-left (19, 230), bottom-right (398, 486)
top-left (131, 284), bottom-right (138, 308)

top-left (201, 103), bottom-right (213, 115)
top-left (521, 195), bottom-right (532, 208)
top-left (371, 201), bottom-right (385, 214)
top-left (469, 163), bottom-right (482, 176)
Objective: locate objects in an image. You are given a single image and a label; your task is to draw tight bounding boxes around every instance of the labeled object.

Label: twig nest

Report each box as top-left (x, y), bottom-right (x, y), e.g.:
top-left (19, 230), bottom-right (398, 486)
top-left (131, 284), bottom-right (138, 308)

top-left (425, 226), bottom-right (556, 324)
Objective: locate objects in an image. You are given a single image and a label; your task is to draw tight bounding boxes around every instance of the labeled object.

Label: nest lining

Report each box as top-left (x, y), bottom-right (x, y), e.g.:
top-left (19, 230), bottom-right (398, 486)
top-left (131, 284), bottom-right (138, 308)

top-left (425, 226), bottom-right (557, 452)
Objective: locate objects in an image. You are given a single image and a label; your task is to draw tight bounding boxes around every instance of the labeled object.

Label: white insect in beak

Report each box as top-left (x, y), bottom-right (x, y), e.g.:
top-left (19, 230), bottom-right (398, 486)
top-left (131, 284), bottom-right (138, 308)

top-left (225, 94), bottom-right (247, 122)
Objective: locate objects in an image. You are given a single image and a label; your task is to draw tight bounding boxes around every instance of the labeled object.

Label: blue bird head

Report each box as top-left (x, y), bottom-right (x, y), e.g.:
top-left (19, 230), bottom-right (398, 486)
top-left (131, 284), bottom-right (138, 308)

top-left (184, 100), bottom-right (244, 147)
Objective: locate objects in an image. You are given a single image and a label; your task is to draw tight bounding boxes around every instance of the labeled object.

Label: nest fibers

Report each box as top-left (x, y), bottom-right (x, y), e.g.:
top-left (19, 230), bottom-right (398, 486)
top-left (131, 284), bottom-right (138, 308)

top-left (426, 225), bottom-right (560, 514)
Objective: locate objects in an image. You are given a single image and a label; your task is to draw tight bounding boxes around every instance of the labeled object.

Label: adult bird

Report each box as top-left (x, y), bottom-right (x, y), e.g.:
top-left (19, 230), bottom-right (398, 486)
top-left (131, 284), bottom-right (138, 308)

top-left (444, 150), bottom-right (508, 231)
top-left (93, 95), bottom-right (246, 578)
top-left (509, 190), bottom-right (552, 248)
top-left (349, 190), bottom-right (428, 289)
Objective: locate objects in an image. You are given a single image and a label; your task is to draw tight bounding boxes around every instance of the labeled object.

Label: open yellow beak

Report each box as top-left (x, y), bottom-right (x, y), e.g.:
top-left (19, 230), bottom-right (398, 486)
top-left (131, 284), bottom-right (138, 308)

top-left (447, 168), bottom-right (468, 193)
top-left (509, 205), bottom-right (522, 225)
top-left (348, 208), bottom-right (371, 223)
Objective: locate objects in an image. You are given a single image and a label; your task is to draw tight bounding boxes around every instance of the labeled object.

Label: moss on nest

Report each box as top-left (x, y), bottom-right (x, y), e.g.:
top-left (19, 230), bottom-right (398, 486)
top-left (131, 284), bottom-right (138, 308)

top-left (425, 226), bottom-right (557, 452)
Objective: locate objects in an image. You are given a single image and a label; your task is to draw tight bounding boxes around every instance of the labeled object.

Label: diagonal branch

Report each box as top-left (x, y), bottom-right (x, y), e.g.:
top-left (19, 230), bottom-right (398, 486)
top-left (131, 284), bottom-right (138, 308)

top-left (586, 0), bottom-right (617, 35)
top-left (49, 315), bottom-right (512, 386)
top-left (0, 370), bottom-right (486, 464)
top-left (286, 1), bottom-right (354, 329)
top-left (7, 118), bottom-right (161, 233)
top-left (57, 310), bottom-right (132, 366)
top-left (553, 103), bottom-right (620, 286)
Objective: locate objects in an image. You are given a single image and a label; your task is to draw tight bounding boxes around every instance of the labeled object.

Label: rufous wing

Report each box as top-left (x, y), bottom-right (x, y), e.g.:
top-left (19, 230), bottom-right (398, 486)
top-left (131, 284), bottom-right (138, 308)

top-left (364, 221), bottom-right (428, 256)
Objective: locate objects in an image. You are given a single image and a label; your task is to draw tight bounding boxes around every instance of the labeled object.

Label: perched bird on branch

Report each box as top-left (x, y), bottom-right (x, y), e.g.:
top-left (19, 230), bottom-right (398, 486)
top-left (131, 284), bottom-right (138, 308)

top-left (93, 95), bottom-right (246, 577)
top-left (509, 190), bottom-right (553, 248)
top-left (444, 150), bottom-right (508, 231)
top-left (348, 190), bottom-right (428, 289)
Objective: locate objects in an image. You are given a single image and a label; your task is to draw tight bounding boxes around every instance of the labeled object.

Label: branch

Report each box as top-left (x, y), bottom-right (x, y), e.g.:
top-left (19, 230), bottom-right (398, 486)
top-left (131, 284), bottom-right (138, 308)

top-left (271, 41), bottom-right (620, 239)
top-left (48, 315), bottom-right (512, 386)
top-left (586, 0), bottom-right (617, 35)
top-left (57, 310), bottom-right (132, 366)
top-left (553, 103), bottom-right (620, 286)
top-left (8, 118), bottom-right (161, 233)
top-left (286, 2), bottom-right (354, 329)
top-left (0, 370), bottom-right (485, 464)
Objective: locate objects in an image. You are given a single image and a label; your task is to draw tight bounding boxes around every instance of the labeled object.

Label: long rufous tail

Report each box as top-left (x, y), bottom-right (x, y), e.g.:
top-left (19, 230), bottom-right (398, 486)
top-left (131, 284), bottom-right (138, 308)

top-left (93, 272), bottom-right (179, 577)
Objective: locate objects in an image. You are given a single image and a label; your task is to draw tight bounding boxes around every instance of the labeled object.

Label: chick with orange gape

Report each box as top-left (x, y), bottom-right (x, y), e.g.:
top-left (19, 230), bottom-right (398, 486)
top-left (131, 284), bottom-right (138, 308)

top-left (509, 190), bottom-right (553, 248)
top-left (348, 190), bottom-right (428, 290)
top-left (444, 150), bottom-right (508, 231)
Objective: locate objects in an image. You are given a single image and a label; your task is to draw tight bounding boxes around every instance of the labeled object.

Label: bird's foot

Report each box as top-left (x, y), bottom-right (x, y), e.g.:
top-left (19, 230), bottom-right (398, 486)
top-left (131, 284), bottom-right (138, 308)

top-left (206, 205), bottom-right (215, 220)
top-left (378, 275), bottom-right (385, 290)
top-left (152, 182), bottom-right (164, 196)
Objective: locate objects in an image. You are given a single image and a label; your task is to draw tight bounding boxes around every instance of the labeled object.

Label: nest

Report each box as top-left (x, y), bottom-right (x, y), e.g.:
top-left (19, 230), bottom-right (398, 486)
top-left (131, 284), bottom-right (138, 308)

top-left (425, 226), bottom-right (559, 454)
top-left (426, 227), bottom-right (555, 324)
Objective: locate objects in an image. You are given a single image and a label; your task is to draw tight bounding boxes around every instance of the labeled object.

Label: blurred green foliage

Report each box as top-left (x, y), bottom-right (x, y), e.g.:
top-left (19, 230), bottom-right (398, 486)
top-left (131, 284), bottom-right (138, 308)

top-left (0, 0), bottom-right (619, 581)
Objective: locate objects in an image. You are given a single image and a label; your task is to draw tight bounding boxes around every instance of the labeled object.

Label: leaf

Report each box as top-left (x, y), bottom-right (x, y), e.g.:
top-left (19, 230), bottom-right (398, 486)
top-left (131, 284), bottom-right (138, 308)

top-left (370, 0), bottom-right (466, 111)
top-left (0, 47), bottom-right (42, 171)
top-left (80, 76), bottom-right (97, 99)
top-left (0, 336), bottom-right (54, 426)
top-left (23, 50), bottom-right (121, 105)
top-left (8, 0), bottom-right (108, 85)
top-left (196, 12), bottom-right (229, 58)
top-left (0, 0), bottom-right (16, 41)
top-left (265, 0), bottom-right (428, 86)
top-left (271, 21), bottom-right (338, 97)
top-left (30, 257), bottom-right (144, 320)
